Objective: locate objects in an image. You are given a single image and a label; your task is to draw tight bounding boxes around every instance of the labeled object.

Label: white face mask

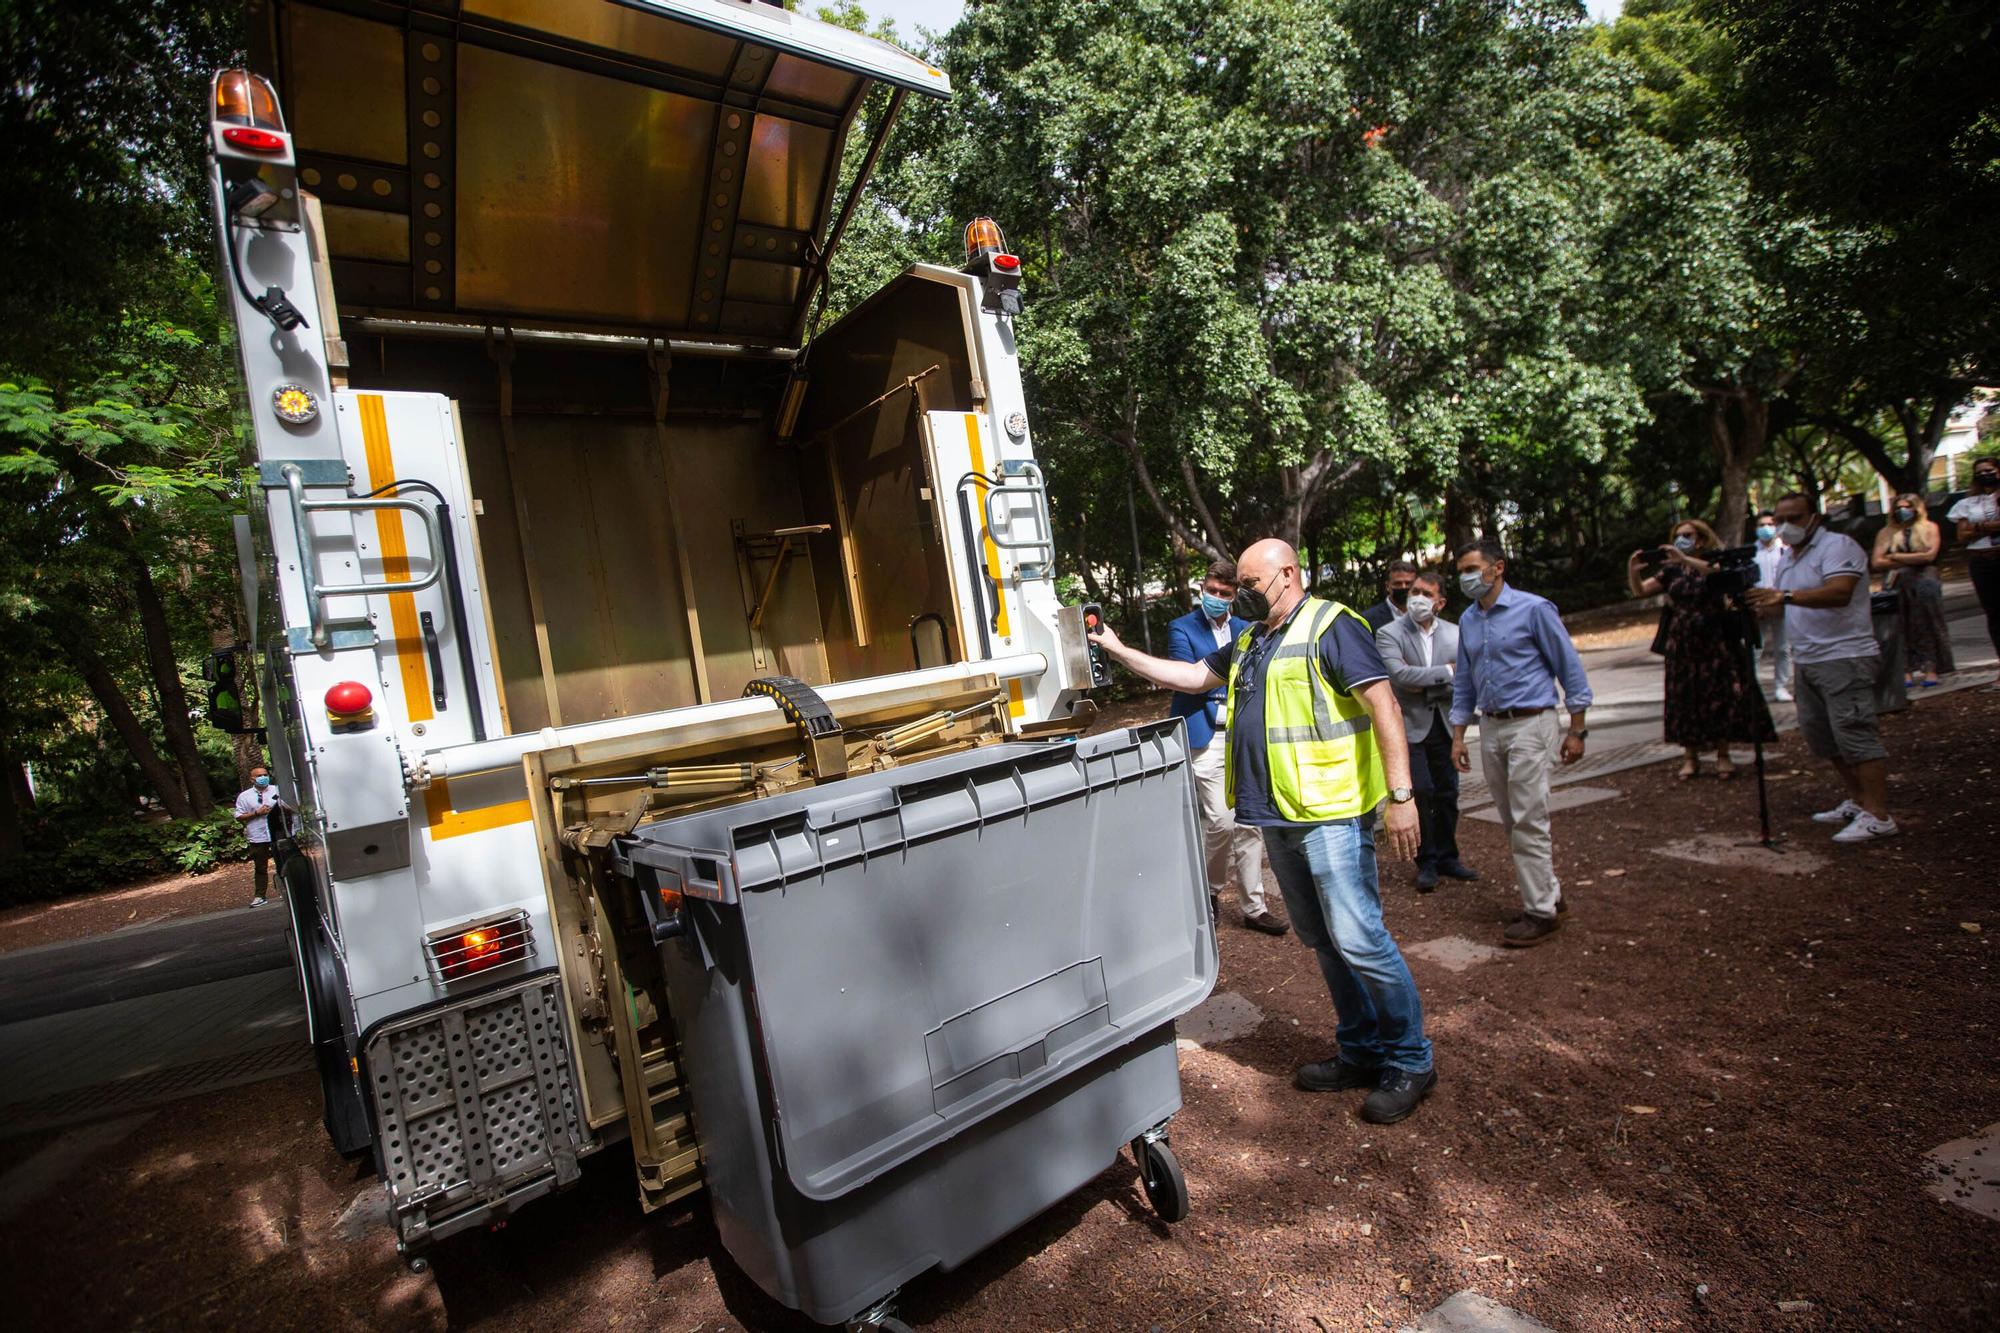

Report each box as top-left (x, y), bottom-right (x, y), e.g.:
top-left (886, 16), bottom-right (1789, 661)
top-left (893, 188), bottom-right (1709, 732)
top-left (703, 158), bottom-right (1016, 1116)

top-left (1458, 570), bottom-right (1492, 601)
top-left (1777, 520), bottom-right (1811, 549)
top-left (1405, 593), bottom-right (1436, 622)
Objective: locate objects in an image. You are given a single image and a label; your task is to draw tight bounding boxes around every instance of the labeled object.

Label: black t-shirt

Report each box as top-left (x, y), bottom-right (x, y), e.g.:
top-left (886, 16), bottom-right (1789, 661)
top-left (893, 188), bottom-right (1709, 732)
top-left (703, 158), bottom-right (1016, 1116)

top-left (1201, 602), bottom-right (1389, 826)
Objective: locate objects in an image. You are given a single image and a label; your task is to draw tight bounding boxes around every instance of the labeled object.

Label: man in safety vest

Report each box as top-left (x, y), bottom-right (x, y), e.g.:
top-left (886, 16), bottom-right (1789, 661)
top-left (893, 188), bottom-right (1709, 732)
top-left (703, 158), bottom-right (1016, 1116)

top-left (1089, 538), bottom-right (1437, 1124)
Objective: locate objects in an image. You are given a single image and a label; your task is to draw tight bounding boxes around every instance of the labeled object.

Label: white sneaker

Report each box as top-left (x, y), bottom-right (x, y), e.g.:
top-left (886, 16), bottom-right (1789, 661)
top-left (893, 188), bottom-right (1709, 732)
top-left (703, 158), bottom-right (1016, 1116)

top-left (1811, 799), bottom-right (1863, 825)
top-left (1775, 687), bottom-right (1793, 702)
top-left (1831, 812), bottom-right (1900, 843)
top-left (250, 896), bottom-right (269, 907)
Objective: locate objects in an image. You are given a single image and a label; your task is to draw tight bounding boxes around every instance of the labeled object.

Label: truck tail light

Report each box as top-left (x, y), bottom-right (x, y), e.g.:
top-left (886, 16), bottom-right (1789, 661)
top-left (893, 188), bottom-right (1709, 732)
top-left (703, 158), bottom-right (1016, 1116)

top-left (222, 126), bottom-right (287, 154)
top-left (213, 69), bottom-right (285, 131)
top-left (425, 910), bottom-right (533, 983)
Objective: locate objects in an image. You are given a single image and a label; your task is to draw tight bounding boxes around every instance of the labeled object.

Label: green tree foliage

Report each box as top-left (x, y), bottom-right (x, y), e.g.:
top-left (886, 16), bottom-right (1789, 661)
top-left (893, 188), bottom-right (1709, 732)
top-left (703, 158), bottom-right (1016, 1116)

top-left (0, 0), bottom-right (248, 866)
top-left (1703, 0), bottom-right (2000, 492)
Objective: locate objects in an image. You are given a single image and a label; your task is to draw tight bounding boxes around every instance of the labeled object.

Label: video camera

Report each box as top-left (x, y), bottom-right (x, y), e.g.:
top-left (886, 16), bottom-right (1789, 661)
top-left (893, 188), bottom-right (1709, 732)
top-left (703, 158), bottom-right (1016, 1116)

top-left (1703, 543), bottom-right (1760, 600)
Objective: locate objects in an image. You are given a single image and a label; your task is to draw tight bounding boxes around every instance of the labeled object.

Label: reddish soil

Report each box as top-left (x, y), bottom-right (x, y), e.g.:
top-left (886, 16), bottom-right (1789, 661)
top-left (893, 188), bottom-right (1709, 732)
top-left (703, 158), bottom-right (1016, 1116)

top-left (0, 860), bottom-right (259, 955)
top-left (4, 691), bottom-right (1996, 1330)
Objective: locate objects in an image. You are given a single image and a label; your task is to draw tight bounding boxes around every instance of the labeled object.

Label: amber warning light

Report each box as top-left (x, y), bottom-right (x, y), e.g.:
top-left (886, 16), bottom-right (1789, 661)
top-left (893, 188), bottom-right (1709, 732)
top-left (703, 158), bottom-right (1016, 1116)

top-left (962, 216), bottom-right (1025, 317)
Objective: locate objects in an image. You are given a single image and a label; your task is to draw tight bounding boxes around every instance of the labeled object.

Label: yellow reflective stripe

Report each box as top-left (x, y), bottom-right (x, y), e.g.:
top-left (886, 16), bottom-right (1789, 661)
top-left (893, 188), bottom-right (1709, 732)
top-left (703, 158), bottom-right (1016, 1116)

top-left (962, 412), bottom-right (1011, 640)
top-left (422, 776), bottom-right (531, 840)
top-left (356, 394), bottom-right (434, 723)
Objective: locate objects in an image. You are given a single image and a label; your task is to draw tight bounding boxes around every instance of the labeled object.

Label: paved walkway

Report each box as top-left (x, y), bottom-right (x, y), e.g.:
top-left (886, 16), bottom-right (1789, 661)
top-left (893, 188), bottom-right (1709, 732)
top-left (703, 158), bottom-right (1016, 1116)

top-left (0, 907), bottom-right (304, 1135)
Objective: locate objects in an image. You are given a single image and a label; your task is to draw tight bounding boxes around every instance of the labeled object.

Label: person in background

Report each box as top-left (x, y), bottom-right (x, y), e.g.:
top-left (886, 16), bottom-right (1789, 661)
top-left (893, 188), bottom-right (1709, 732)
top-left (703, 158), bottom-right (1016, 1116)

top-left (1872, 493), bottom-right (1954, 688)
top-left (1751, 509), bottom-right (1794, 701)
top-left (1947, 458), bottom-right (2000, 664)
top-left (1628, 518), bottom-right (1776, 779)
top-left (1745, 492), bottom-right (1897, 843)
top-left (1363, 559), bottom-right (1421, 631)
top-left (1448, 539), bottom-right (1593, 948)
top-left (1375, 572), bottom-right (1479, 892)
top-left (1167, 560), bottom-right (1287, 935)
top-left (234, 765), bottom-right (283, 907)
top-left (1089, 539), bottom-right (1436, 1125)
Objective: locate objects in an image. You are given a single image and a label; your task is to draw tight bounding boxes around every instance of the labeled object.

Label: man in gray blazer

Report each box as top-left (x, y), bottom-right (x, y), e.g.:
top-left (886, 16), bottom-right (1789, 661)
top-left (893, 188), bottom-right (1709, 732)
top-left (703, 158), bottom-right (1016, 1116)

top-left (1375, 572), bottom-right (1480, 892)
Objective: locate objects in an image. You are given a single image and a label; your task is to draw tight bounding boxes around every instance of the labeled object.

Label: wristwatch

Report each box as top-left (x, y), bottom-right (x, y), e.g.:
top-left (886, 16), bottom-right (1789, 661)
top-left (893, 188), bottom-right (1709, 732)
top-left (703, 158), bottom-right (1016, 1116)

top-left (1389, 786), bottom-right (1415, 803)
top-left (1567, 728), bottom-right (1588, 739)
top-left (1781, 590), bottom-right (1793, 606)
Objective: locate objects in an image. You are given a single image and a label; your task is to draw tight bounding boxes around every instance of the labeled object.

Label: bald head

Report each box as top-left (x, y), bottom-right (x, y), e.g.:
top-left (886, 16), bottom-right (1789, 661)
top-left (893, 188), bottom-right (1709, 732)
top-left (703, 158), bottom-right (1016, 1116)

top-left (1234, 538), bottom-right (1305, 626)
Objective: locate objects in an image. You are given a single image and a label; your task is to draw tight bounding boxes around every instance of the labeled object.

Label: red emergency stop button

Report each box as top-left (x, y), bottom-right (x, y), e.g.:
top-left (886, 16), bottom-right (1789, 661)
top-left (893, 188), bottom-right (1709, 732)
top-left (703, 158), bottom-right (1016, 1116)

top-left (325, 681), bottom-right (373, 716)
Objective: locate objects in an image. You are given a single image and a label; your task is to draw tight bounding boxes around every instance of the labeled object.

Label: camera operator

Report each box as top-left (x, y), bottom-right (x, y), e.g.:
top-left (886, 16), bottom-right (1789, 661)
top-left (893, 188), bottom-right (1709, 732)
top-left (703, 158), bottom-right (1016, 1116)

top-left (1744, 493), bottom-right (1897, 843)
top-left (1628, 519), bottom-right (1775, 781)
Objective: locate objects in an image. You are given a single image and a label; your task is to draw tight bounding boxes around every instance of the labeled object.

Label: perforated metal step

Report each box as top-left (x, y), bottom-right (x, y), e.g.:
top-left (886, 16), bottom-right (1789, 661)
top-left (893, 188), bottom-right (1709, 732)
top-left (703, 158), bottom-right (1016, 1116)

top-left (364, 973), bottom-right (588, 1246)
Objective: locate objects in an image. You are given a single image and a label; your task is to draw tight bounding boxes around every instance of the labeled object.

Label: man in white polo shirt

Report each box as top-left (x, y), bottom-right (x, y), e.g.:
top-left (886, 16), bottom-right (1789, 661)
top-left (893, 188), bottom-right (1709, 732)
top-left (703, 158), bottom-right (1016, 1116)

top-left (1746, 491), bottom-right (1896, 843)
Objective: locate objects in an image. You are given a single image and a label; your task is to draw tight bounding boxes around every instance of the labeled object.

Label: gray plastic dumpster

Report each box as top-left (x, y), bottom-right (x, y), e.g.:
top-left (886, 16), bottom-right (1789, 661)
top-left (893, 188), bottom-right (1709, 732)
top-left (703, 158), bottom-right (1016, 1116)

top-left (612, 719), bottom-right (1216, 1329)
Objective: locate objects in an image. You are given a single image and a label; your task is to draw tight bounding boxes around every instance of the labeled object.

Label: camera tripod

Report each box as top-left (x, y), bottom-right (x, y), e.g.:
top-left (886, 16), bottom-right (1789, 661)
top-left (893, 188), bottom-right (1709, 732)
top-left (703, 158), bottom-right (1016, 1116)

top-left (1719, 597), bottom-right (1783, 851)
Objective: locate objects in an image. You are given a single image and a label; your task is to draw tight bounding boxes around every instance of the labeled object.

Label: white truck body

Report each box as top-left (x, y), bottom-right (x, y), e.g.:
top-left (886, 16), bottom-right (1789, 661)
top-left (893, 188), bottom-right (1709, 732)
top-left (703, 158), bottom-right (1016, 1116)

top-left (210, 0), bottom-right (1132, 1259)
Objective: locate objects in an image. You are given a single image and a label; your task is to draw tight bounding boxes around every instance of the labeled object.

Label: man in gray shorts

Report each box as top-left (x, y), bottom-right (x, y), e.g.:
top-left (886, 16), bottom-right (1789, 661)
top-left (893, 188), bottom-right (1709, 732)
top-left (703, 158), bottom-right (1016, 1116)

top-left (1746, 492), bottom-right (1897, 842)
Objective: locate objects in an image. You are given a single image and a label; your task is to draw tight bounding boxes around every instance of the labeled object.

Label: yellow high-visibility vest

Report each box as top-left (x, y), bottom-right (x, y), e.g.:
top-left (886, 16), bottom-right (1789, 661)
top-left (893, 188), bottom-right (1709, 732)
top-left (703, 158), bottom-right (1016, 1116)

top-left (1225, 597), bottom-right (1388, 822)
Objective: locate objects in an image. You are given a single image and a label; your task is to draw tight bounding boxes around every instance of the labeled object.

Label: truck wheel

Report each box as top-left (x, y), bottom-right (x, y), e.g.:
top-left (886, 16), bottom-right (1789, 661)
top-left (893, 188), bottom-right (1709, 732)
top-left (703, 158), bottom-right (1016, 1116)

top-left (290, 867), bottom-right (372, 1158)
top-left (1133, 1136), bottom-right (1189, 1223)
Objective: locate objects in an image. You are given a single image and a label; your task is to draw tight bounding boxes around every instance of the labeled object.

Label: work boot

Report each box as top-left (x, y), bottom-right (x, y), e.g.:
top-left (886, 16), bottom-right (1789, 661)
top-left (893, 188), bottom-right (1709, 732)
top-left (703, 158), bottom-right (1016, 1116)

top-left (1506, 895), bottom-right (1567, 923)
top-left (1296, 1057), bottom-right (1380, 1092)
top-left (1242, 907), bottom-right (1290, 936)
top-left (1437, 860), bottom-right (1480, 881)
top-left (1414, 866), bottom-right (1439, 893)
top-left (1503, 913), bottom-right (1562, 948)
top-left (1361, 1067), bottom-right (1436, 1124)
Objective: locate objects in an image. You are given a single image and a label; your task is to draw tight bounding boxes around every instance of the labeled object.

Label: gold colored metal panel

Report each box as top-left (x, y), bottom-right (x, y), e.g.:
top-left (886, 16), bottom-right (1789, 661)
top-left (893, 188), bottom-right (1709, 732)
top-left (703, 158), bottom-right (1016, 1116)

top-left (283, 7), bottom-right (407, 165)
top-left (455, 45), bottom-right (710, 326)
top-left (739, 116), bottom-right (833, 233)
top-left (723, 258), bottom-right (801, 308)
top-left (320, 204), bottom-right (411, 264)
top-left (764, 54), bottom-right (862, 111)
top-left (463, 0), bottom-right (738, 78)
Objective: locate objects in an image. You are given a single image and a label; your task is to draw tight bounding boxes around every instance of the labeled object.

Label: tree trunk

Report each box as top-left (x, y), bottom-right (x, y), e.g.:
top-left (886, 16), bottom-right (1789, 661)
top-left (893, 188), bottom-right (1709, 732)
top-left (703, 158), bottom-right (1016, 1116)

top-left (59, 628), bottom-right (196, 818)
top-left (1442, 483), bottom-right (1474, 555)
top-left (0, 727), bottom-right (24, 863)
top-left (1704, 391), bottom-right (1770, 547)
top-left (1170, 533), bottom-right (1191, 611)
top-left (130, 554), bottom-right (213, 811)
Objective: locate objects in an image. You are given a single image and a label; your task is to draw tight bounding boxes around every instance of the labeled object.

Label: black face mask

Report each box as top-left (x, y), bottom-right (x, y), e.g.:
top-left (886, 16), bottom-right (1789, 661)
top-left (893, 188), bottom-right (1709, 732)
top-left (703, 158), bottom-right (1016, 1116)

top-left (1232, 583), bottom-right (1271, 622)
top-left (1978, 471), bottom-right (2000, 490)
top-left (1389, 587), bottom-right (1409, 608)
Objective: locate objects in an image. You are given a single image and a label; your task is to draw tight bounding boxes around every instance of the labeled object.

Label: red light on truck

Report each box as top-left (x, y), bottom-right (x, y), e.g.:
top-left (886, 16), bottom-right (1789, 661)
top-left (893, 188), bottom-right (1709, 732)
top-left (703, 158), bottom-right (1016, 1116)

top-left (222, 126), bottom-right (287, 154)
top-left (324, 681), bottom-right (374, 727)
top-left (462, 929), bottom-right (500, 962)
top-left (992, 253), bottom-right (1021, 272)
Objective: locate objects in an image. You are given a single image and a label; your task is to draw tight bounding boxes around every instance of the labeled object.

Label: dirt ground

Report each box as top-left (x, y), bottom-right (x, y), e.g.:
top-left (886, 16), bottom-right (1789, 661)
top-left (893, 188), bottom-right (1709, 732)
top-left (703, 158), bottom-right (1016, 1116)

top-left (0, 860), bottom-right (259, 955)
top-left (4, 690), bottom-right (1996, 1331)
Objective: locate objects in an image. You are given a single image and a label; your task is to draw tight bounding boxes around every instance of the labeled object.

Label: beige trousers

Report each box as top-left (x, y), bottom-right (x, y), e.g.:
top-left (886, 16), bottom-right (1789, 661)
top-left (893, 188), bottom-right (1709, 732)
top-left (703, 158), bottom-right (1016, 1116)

top-left (1477, 712), bottom-right (1563, 919)
top-left (1191, 739), bottom-right (1267, 914)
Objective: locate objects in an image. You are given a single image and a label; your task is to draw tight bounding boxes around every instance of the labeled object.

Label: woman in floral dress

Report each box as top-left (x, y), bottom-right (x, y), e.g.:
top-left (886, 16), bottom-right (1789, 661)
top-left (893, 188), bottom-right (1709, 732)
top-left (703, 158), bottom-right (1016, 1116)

top-left (1628, 519), bottom-right (1778, 779)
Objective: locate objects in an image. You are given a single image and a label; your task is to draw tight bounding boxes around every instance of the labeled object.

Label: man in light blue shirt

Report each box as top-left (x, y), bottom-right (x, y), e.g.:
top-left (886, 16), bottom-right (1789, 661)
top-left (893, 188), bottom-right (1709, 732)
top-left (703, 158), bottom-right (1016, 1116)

top-left (1447, 539), bottom-right (1593, 947)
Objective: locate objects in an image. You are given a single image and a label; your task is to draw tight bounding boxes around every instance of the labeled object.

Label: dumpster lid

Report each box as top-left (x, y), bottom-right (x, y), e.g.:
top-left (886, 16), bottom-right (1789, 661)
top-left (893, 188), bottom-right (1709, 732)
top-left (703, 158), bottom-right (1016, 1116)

top-left (260, 0), bottom-right (948, 344)
top-left (623, 722), bottom-right (1216, 1201)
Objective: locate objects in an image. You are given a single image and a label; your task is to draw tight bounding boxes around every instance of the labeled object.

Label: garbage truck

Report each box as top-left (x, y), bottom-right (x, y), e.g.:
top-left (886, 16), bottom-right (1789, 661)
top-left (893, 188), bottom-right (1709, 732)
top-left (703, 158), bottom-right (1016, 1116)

top-left (204, 1), bottom-right (1216, 1327)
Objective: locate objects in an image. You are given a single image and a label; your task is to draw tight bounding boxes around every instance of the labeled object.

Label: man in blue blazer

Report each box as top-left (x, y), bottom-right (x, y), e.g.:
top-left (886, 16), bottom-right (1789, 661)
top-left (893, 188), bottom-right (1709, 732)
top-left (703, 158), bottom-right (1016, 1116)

top-left (1169, 560), bottom-right (1288, 934)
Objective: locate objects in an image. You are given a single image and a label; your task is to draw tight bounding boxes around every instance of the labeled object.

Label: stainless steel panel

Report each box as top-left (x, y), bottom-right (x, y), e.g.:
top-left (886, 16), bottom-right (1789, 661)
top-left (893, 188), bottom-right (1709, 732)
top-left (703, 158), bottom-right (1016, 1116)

top-left (283, 7), bottom-right (407, 165)
top-left (724, 257), bottom-right (801, 307)
top-left (320, 204), bottom-right (411, 264)
top-left (465, 0), bottom-right (738, 78)
top-left (765, 53), bottom-right (862, 111)
top-left (455, 45), bottom-right (709, 326)
top-left (740, 116), bottom-right (833, 233)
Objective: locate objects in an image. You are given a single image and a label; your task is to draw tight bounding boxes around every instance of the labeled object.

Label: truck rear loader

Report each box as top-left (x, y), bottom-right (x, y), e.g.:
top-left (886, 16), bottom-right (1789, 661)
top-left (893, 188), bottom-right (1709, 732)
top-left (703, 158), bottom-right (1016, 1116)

top-left (205, 3), bottom-right (1215, 1326)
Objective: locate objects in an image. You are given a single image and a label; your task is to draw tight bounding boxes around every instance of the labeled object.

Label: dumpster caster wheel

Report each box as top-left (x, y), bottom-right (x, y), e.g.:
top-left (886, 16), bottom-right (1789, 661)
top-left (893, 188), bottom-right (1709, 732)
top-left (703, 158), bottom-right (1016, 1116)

top-left (1133, 1136), bottom-right (1189, 1223)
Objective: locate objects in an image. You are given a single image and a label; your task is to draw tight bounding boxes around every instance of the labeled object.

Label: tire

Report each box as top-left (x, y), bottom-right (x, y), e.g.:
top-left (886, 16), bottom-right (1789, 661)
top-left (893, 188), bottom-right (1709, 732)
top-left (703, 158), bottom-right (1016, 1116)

top-left (1133, 1136), bottom-right (1190, 1223)
top-left (289, 864), bottom-right (372, 1157)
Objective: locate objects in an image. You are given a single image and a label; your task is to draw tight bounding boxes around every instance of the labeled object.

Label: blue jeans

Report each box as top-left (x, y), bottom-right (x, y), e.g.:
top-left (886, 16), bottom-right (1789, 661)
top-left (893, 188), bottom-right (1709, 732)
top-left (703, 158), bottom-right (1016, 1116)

top-left (1261, 817), bottom-right (1434, 1073)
